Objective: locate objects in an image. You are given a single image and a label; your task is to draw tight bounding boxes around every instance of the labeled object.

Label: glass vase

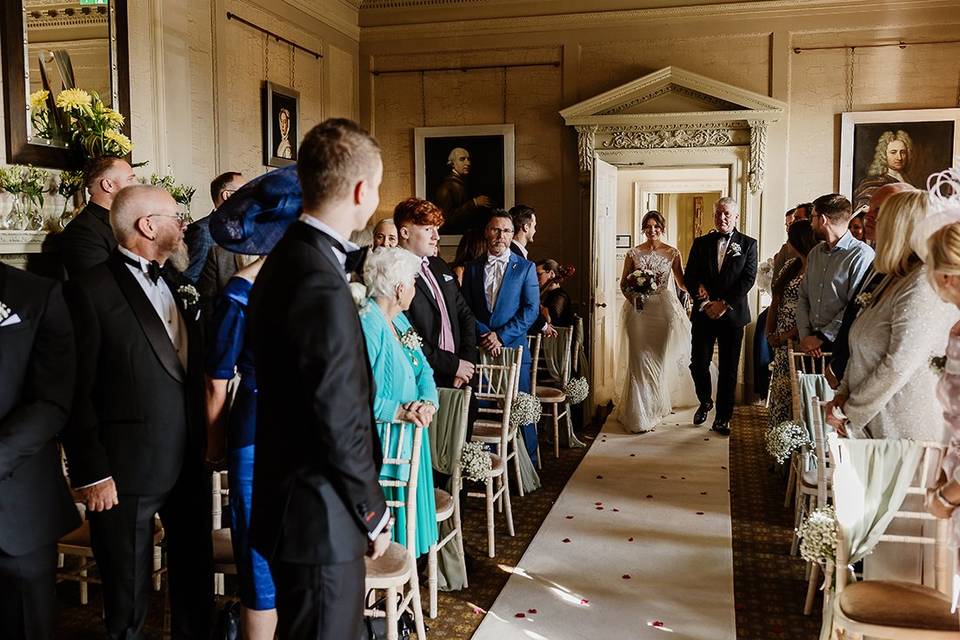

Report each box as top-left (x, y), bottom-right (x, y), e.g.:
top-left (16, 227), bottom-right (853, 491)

top-left (9, 193), bottom-right (31, 231)
top-left (58, 195), bottom-right (78, 231)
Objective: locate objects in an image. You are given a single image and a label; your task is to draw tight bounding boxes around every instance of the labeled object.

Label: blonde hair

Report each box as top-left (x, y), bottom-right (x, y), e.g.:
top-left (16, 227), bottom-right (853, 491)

top-left (927, 222), bottom-right (960, 276)
top-left (363, 247), bottom-right (422, 300)
top-left (873, 190), bottom-right (929, 276)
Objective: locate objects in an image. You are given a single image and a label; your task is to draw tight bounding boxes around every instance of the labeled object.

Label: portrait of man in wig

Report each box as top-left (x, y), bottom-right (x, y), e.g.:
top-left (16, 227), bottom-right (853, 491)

top-left (853, 130), bottom-right (916, 211)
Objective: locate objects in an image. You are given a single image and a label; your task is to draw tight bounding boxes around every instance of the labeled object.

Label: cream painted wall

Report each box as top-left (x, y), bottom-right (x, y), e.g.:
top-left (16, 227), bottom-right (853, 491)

top-left (0, 0), bottom-right (360, 218)
top-left (360, 0), bottom-right (960, 305)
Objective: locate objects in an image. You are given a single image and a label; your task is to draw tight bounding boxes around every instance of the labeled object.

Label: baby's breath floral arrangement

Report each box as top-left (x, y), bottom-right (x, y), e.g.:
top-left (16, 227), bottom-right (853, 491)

top-left (460, 441), bottom-right (491, 483)
top-left (796, 505), bottom-right (838, 566)
top-left (509, 392), bottom-right (542, 430)
top-left (764, 420), bottom-right (811, 464)
top-left (563, 377), bottom-right (589, 405)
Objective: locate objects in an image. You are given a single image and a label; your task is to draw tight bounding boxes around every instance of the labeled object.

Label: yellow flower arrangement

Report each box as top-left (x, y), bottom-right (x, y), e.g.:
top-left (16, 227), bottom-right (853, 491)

top-left (103, 129), bottom-right (133, 156)
top-left (29, 89), bottom-right (49, 113)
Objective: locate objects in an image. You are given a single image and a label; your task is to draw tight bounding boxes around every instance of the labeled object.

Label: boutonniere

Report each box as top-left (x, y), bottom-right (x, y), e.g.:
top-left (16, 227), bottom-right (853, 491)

top-left (398, 327), bottom-right (423, 366)
top-left (727, 242), bottom-right (742, 257)
top-left (855, 291), bottom-right (872, 308)
top-left (176, 285), bottom-right (200, 318)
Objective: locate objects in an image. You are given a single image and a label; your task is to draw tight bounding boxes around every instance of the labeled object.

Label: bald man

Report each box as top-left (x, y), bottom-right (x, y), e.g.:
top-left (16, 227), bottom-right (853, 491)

top-left (62, 185), bottom-right (212, 639)
top-left (828, 182), bottom-right (915, 386)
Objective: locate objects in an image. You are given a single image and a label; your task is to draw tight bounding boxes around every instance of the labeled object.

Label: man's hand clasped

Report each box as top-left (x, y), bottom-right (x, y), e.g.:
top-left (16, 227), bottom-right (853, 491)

top-left (78, 478), bottom-right (119, 512)
top-left (481, 331), bottom-right (502, 357)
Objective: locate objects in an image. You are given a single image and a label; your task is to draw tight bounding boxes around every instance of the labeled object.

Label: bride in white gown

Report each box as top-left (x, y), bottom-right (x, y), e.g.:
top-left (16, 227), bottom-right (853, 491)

top-left (609, 211), bottom-right (699, 433)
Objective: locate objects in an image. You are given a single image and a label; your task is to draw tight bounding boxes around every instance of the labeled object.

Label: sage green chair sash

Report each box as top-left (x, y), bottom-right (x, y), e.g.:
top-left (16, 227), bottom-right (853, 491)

top-left (541, 326), bottom-right (586, 449)
top-left (431, 387), bottom-right (470, 591)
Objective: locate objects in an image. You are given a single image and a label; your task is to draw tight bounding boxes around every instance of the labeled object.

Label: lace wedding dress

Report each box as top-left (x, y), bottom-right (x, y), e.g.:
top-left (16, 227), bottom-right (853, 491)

top-left (609, 248), bottom-right (699, 433)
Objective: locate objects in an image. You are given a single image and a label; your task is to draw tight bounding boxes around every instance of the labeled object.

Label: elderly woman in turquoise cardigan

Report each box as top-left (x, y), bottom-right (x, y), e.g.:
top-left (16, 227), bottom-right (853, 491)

top-left (358, 246), bottom-right (439, 558)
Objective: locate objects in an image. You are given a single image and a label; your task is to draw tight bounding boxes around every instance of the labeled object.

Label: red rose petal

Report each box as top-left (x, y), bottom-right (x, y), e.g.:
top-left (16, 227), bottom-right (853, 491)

top-left (622, 574), bottom-right (631, 579)
top-left (527, 608), bottom-right (538, 614)
top-left (681, 476), bottom-right (686, 480)
top-left (612, 508), bottom-right (620, 512)
top-left (700, 491), bottom-right (708, 495)
top-left (696, 511), bottom-right (704, 515)
top-left (515, 612), bottom-right (526, 618)
top-left (660, 475), bottom-right (667, 479)
top-left (596, 475), bottom-right (603, 479)
top-left (565, 515), bottom-right (574, 519)
top-left (652, 620), bottom-right (665, 627)
top-left (628, 537), bottom-right (635, 542)
top-left (562, 538), bottom-right (571, 543)
top-left (595, 506), bottom-right (604, 510)
top-left (595, 501), bottom-right (603, 505)
top-left (580, 598), bottom-right (589, 605)
top-left (629, 453), bottom-right (636, 457)
top-left (646, 494), bottom-right (654, 499)
top-left (721, 466), bottom-right (727, 470)
top-left (704, 437), bottom-right (710, 441)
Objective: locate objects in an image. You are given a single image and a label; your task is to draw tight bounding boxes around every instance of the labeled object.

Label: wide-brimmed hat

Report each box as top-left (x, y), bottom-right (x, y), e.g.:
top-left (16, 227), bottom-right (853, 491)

top-left (209, 164), bottom-right (301, 255)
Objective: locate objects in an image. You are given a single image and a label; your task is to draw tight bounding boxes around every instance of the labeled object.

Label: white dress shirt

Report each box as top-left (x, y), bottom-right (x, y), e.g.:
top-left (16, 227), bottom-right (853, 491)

top-left (299, 214), bottom-right (358, 282)
top-left (297, 215), bottom-right (390, 540)
top-left (484, 251), bottom-right (510, 311)
top-left (78, 246), bottom-right (188, 491)
top-left (716, 233), bottom-right (732, 271)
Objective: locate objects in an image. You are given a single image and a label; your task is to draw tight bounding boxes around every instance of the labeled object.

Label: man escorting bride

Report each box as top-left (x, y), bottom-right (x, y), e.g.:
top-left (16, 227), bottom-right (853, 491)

top-left (610, 198), bottom-right (757, 437)
top-left (609, 210), bottom-right (699, 433)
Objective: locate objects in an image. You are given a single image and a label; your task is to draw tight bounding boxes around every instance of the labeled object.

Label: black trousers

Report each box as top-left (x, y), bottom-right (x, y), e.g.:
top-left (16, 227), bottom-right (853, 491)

top-left (88, 468), bottom-right (212, 640)
top-left (271, 556), bottom-right (365, 640)
top-left (690, 319), bottom-right (745, 423)
top-left (0, 543), bottom-right (57, 640)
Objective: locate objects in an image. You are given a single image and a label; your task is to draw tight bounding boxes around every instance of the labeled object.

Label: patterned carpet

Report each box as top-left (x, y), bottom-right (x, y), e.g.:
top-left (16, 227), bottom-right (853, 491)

top-left (54, 405), bottom-right (823, 639)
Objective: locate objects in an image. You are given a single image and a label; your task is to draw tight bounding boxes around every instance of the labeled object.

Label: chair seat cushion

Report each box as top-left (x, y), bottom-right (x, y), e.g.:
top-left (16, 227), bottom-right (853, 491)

top-left (59, 521), bottom-right (91, 547)
top-left (365, 542), bottom-right (411, 585)
top-left (838, 580), bottom-right (959, 631)
top-left (535, 386), bottom-right (565, 402)
top-left (212, 528), bottom-right (234, 565)
top-left (435, 489), bottom-right (454, 521)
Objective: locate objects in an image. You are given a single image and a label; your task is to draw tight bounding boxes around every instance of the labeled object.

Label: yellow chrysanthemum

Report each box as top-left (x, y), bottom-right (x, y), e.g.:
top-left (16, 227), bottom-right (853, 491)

top-left (104, 109), bottom-right (125, 126)
top-left (29, 90), bottom-right (49, 112)
top-left (103, 128), bottom-right (132, 155)
top-left (55, 88), bottom-right (92, 111)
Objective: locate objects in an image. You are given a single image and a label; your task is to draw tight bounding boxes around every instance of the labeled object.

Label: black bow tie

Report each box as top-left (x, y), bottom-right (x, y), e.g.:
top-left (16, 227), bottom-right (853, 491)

top-left (717, 232), bottom-right (733, 240)
top-left (121, 254), bottom-right (164, 283)
top-left (325, 238), bottom-right (364, 274)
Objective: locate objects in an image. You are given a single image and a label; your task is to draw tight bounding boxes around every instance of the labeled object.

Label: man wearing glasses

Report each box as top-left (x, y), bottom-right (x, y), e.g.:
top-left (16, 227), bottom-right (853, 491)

top-left (62, 184), bottom-right (213, 639)
top-left (183, 171), bottom-right (244, 283)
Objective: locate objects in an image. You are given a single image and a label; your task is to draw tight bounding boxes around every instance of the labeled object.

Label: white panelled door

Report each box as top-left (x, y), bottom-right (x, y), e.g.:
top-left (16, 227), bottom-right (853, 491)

top-left (591, 156), bottom-right (618, 408)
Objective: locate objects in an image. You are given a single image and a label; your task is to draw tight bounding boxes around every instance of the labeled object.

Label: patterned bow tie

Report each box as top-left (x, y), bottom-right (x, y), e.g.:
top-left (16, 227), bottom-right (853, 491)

top-left (121, 254), bottom-right (164, 283)
top-left (487, 253), bottom-right (509, 266)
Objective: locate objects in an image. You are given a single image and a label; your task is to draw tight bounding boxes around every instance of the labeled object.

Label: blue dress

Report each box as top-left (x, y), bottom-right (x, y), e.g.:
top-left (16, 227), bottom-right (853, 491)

top-left (360, 300), bottom-right (440, 558)
top-left (205, 276), bottom-right (275, 610)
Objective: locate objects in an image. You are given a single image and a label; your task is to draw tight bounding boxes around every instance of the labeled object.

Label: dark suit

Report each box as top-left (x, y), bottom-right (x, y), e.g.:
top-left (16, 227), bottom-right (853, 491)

top-left (183, 215), bottom-right (215, 284)
top-left (247, 221), bottom-right (388, 640)
top-left (56, 202), bottom-right (117, 278)
top-left (0, 265), bottom-right (80, 640)
top-left (197, 244), bottom-right (240, 332)
top-left (461, 253), bottom-right (540, 461)
top-left (684, 230), bottom-right (758, 423)
top-left (404, 256), bottom-right (478, 388)
top-left (62, 251), bottom-right (212, 640)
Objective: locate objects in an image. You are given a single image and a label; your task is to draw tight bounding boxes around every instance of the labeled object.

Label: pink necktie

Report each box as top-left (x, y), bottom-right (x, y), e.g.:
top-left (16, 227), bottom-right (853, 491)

top-left (420, 259), bottom-right (455, 352)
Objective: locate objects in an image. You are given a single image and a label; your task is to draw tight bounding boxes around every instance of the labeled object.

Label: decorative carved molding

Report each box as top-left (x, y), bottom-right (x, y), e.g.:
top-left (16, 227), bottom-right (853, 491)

top-left (747, 119), bottom-right (768, 193)
top-left (575, 125), bottom-right (597, 173)
top-left (598, 84), bottom-right (742, 115)
top-left (595, 121), bottom-right (748, 133)
top-left (602, 127), bottom-right (733, 150)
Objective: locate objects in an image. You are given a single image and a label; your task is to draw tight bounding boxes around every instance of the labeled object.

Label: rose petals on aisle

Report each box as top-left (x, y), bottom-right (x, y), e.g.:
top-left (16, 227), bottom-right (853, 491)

top-left (562, 538), bottom-right (571, 543)
top-left (514, 612), bottom-right (526, 618)
top-left (527, 608), bottom-right (538, 615)
top-left (622, 574), bottom-right (631, 579)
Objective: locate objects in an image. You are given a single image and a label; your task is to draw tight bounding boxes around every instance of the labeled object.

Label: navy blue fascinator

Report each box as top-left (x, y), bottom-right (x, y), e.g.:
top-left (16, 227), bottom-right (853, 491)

top-left (209, 164), bottom-right (301, 255)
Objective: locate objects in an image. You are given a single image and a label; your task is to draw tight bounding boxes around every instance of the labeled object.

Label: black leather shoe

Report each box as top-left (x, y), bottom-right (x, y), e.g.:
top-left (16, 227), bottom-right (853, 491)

top-left (693, 402), bottom-right (713, 425)
top-left (711, 421), bottom-right (731, 436)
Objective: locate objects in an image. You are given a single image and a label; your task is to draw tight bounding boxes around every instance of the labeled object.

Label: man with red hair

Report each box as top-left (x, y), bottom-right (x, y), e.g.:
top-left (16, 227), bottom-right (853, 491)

top-left (395, 197), bottom-right (477, 389)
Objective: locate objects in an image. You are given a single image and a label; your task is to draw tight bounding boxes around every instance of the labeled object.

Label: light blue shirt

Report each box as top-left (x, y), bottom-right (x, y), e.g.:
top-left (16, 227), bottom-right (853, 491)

top-left (796, 231), bottom-right (874, 342)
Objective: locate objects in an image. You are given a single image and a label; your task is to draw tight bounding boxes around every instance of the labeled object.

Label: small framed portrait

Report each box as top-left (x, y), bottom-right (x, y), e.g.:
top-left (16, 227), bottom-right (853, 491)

top-left (616, 234), bottom-right (632, 249)
top-left (262, 81), bottom-right (299, 168)
top-left (840, 108), bottom-right (960, 211)
top-left (414, 124), bottom-right (515, 236)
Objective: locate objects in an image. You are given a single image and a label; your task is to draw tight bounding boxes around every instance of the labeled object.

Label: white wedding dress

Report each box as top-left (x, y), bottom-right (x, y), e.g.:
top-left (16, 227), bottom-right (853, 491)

top-left (609, 247), bottom-right (699, 433)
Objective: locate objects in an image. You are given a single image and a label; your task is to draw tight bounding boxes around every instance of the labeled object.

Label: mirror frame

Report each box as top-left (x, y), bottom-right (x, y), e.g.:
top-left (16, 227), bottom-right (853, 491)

top-left (1, 0), bottom-right (130, 170)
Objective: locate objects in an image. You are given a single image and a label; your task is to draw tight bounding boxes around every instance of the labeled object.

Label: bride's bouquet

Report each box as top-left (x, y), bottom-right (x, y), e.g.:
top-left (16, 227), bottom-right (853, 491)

top-left (623, 268), bottom-right (659, 310)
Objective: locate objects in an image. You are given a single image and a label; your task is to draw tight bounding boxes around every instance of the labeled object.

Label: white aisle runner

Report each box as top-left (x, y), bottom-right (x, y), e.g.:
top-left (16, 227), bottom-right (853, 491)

top-left (471, 408), bottom-right (736, 640)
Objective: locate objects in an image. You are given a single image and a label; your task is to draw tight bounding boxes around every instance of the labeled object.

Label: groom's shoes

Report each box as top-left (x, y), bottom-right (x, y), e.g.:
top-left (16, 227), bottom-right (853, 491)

top-left (693, 402), bottom-right (713, 426)
top-left (711, 421), bottom-right (731, 436)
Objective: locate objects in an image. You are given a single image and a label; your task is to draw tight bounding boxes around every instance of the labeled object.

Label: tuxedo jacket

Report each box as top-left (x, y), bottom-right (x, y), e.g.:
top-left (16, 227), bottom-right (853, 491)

top-left (57, 202), bottom-right (117, 278)
top-left (0, 265), bottom-right (80, 556)
top-left (62, 251), bottom-right (206, 496)
top-left (461, 253), bottom-right (540, 357)
top-left (403, 256), bottom-right (478, 388)
top-left (684, 230), bottom-right (758, 328)
top-left (247, 221), bottom-right (387, 565)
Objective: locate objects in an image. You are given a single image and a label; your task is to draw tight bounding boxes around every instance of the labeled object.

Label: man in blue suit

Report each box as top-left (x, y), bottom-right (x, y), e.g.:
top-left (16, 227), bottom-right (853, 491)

top-left (461, 210), bottom-right (540, 465)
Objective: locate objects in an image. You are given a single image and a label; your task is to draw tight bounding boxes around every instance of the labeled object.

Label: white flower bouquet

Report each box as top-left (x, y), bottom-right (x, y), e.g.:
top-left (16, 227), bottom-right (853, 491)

top-left (563, 376), bottom-right (589, 405)
top-left (509, 392), bottom-right (542, 429)
top-left (764, 420), bottom-right (811, 464)
top-left (460, 441), bottom-right (491, 483)
top-left (796, 505), bottom-right (838, 566)
top-left (623, 268), bottom-right (659, 311)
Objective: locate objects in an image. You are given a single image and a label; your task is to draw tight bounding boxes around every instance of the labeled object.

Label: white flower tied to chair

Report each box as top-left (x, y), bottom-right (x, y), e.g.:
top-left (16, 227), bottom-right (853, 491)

top-left (911, 161), bottom-right (960, 263)
top-left (765, 420), bottom-right (811, 464)
top-left (817, 436), bottom-right (927, 640)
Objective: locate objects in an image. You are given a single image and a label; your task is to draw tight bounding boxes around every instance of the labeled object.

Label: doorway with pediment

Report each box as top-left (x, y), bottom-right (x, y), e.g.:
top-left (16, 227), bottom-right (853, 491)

top-left (560, 66), bottom-right (786, 413)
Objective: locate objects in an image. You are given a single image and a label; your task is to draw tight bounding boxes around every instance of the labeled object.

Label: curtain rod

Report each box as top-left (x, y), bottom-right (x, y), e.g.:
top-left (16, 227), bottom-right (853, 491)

top-left (371, 61), bottom-right (560, 76)
top-left (226, 12), bottom-right (322, 59)
top-left (793, 38), bottom-right (960, 53)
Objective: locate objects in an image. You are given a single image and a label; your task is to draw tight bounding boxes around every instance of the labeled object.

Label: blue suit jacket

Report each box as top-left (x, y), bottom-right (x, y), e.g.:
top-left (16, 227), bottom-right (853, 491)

top-left (461, 252), bottom-right (540, 356)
